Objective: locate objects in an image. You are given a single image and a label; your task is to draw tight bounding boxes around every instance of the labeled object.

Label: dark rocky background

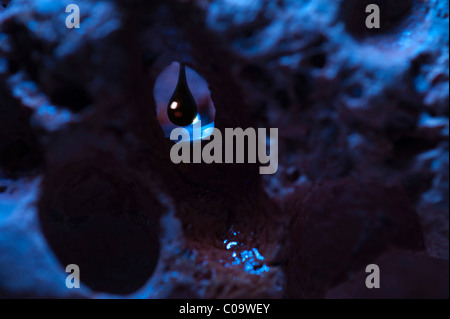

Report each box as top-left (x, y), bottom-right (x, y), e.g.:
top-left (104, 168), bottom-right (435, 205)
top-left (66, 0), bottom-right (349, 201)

top-left (0, 0), bottom-right (448, 298)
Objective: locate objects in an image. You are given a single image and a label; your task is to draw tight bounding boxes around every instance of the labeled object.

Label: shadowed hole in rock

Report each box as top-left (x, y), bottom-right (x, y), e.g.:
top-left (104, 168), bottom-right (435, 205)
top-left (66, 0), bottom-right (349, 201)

top-left (310, 52), bottom-right (327, 69)
top-left (293, 72), bottom-right (311, 107)
top-left (347, 84), bottom-right (363, 99)
top-left (49, 82), bottom-right (94, 113)
top-left (47, 209), bottom-right (63, 223)
top-left (285, 167), bottom-right (301, 182)
top-left (67, 215), bottom-right (90, 226)
top-left (386, 134), bottom-right (444, 168)
top-left (2, 21), bottom-right (44, 81)
top-left (0, 139), bottom-right (42, 176)
top-left (7, 60), bottom-right (20, 74)
top-left (0, 80), bottom-right (43, 177)
top-left (38, 158), bottom-right (162, 295)
top-left (275, 89), bottom-right (290, 109)
top-left (142, 50), bottom-right (158, 70)
top-left (240, 64), bottom-right (273, 90)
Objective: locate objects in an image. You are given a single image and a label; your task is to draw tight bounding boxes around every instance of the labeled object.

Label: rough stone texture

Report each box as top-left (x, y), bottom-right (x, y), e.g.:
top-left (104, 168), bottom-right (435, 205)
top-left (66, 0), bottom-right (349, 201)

top-left (286, 180), bottom-right (425, 298)
top-left (0, 0), bottom-right (448, 298)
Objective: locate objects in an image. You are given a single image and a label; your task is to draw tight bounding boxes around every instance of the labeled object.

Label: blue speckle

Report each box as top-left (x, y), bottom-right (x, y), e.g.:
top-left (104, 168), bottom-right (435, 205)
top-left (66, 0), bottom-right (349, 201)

top-left (247, 264), bottom-right (270, 276)
top-left (240, 250), bottom-right (253, 262)
top-left (252, 248), bottom-right (264, 261)
top-left (38, 105), bottom-right (57, 116)
top-left (418, 113), bottom-right (448, 128)
top-left (241, 249), bottom-right (270, 275)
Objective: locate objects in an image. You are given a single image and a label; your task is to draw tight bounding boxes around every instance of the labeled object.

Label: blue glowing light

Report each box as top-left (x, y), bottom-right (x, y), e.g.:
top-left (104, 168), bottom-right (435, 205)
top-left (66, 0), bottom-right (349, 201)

top-left (0, 201), bottom-right (16, 221)
top-left (241, 250), bottom-right (253, 262)
top-left (221, 228), bottom-right (270, 276)
top-left (239, 249), bottom-right (269, 275)
top-left (35, 0), bottom-right (62, 14)
top-left (252, 248), bottom-right (264, 261)
top-left (28, 21), bottom-right (38, 31)
top-left (169, 119), bottom-right (215, 142)
top-left (37, 105), bottom-right (57, 116)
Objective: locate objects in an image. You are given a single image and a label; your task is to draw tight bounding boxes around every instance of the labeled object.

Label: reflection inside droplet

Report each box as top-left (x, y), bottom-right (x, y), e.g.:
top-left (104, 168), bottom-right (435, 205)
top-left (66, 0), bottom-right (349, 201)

top-left (154, 62), bottom-right (216, 140)
top-left (192, 114), bottom-right (200, 124)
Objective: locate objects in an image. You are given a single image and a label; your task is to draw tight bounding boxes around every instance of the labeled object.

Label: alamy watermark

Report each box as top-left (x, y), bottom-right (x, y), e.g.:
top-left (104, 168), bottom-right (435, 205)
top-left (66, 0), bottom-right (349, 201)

top-left (65, 4), bottom-right (80, 29)
top-left (66, 4), bottom-right (381, 30)
top-left (169, 121), bottom-right (279, 175)
top-left (365, 264), bottom-right (381, 289)
top-left (65, 264), bottom-right (80, 289)
top-left (366, 4), bottom-right (381, 29)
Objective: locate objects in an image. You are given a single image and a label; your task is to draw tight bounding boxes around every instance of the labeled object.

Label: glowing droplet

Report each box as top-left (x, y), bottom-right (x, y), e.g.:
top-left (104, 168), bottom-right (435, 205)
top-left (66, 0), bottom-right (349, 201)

top-left (167, 63), bottom-right (198, 126)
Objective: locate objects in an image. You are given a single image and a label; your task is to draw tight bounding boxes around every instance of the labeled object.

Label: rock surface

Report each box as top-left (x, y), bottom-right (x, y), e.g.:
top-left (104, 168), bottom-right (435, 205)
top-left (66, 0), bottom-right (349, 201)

top-left (0, 0), bottom-right (448, 298)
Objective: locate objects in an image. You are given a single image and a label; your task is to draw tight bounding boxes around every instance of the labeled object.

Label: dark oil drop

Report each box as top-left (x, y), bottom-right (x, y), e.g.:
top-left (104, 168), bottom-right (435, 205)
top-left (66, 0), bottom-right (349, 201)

top-left (167, 64), bottom-right (198, 126)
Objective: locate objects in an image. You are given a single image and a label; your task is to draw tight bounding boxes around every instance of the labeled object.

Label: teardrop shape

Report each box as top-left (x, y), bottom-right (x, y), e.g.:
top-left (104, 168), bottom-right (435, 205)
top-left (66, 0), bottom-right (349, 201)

top-left (167, 63), bottom-right (198, 126)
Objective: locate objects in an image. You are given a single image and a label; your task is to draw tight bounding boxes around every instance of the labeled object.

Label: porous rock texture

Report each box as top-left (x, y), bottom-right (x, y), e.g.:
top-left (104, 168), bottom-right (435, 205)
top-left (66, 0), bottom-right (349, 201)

top-left (0, 0), bottom-right (448, 298)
